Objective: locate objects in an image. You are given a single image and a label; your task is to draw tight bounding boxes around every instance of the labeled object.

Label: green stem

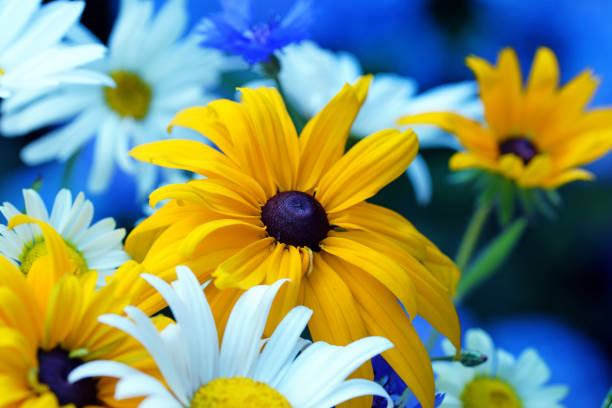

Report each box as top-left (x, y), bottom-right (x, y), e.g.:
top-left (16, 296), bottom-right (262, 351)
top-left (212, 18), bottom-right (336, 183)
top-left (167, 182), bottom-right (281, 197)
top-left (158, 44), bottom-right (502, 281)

top-left (455, 198), bottom-right (493, 272)
top-left (61, 151), bottom-right (79, 189)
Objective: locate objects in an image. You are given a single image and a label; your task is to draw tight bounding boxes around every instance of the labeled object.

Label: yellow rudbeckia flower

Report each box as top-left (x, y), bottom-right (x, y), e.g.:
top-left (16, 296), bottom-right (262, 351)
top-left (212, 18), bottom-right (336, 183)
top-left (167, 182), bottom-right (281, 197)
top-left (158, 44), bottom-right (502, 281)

top-left (0, 215), bottom-right (168, 408)
top-left (124, 77), bottom-right (461, 408)
top-left (400, 47), bottom-right (612, 189)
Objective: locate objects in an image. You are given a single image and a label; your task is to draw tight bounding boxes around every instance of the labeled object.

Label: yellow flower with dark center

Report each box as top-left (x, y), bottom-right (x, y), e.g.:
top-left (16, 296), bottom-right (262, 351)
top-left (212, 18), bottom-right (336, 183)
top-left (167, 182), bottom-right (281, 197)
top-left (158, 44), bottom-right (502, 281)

top-left (399, 47), bottom-right (612, 189)
top-left (0, 215), bottom-right (169, 408)
top-left (124, 77), bottom-right (461, 408)
top-left (104, 71), bottom-right (153, 120)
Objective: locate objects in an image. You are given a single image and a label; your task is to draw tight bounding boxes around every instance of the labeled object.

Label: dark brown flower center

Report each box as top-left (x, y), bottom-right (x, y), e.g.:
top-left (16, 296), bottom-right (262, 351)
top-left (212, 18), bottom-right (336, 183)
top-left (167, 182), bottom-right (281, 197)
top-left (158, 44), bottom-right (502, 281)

top-left (37, 348), bottom-right (99, 407)
top-left (499, 137), bottom-right (538, 164)
top-left (261, 191), bottom-right (329, 251)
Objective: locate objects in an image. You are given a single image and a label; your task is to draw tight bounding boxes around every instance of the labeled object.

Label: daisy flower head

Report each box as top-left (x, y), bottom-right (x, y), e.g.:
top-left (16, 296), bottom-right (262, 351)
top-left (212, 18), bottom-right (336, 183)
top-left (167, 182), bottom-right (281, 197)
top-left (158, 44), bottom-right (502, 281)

top-left (1, 0), bottom-right (232, 195)
top-left (0, 0), bottom-right (110, 99)
top-left (400, 47), bottom-right (612, 192)
top-left (70, 265), bottom-right (395, 408)
top-left (0, 188), bottom-right (128, 286)
top-left (0, 215), bottom-right (170, 407)
top-left (250, 40), bottom-right (481, 204)
top-left (433, 328), bottom-right (568, 408)
top-left (124, 79), bottom-right (461, 408)
top-left (198, 0), bottom-right (314, 64)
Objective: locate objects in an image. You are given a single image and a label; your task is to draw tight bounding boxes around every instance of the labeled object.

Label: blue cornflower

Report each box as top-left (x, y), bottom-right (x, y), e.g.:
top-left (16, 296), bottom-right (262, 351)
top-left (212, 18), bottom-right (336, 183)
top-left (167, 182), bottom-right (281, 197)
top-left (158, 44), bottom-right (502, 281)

top-left (198, 0), bottom-right (314, 64)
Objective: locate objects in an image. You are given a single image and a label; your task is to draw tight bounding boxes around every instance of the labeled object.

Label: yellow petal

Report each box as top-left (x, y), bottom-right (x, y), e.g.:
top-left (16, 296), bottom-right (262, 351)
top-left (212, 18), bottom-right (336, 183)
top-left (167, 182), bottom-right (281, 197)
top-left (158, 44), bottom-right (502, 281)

top-left (517, 154), bottom-right (552, 187)
top-left (337, 266), bottom-right (437, 408)
top-left (449, 152), bottom-right (497, 172)
top-left (317, 129), bottom-right (418, 213)
top-left (42, 275), bottom-right (82, 349)
top-left (212, 237), bottom-right (275, 289)
top-left (297, 76), bottom-right (372, 192)
top-left (497, 153), bottom-right (524, 180)
top-left (399, 112), bottom-right (498, 158)
top-left (327, 231), bottom-right (460, 349)
top-left (303, 256), bottom-right (372, 408)
top-left (0, 287), bottom-right (40, 346)
top-left (179, 218), bottom-right (264, 258)
top-left (321, 234), bottom-right (417, 319)
top-left (205, 284), bottom-right (243, 340)
top-left (543, 168), bottom-right (595, 188)
top-left (8, 215), bottom-right (73, 279)
top-left (130, 138), bottom-right (268, 204)
top-left (526, 47), bottom-right (559, 96)
top-left (264, 244), bottom-right (304, 336)
top-left (239, 87), bottom-right (300, 191)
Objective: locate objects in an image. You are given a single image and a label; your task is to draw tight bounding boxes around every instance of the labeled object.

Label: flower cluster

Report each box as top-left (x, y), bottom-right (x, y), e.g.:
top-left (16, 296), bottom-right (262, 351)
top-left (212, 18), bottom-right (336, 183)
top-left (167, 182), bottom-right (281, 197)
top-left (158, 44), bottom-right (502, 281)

top-left (0, 0), bottom-right (610, 407)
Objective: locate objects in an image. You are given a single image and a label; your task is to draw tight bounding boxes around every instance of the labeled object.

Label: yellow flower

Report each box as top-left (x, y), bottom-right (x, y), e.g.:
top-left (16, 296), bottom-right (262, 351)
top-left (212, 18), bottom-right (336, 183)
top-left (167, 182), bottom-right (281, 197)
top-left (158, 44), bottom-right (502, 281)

top-left (0, 215), bottom-right (168, 408)
top-left (124, 77), bottom-right (461, 408)
top-left (400, 47), bottom-right (612, 189)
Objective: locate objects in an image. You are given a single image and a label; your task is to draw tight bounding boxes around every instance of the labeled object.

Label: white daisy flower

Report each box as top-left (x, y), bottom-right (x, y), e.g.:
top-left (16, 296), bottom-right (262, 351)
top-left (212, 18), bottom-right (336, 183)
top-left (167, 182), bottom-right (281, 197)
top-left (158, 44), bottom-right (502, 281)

top-left (249, 40), bottom-right (482, 204)
top-left (69, 266), bottom-right (395, 408)
top-left (1, 0), bottom-right (234, 195)
top-left (0, 188), bottom-right (129, 286)
top-left (433, 328), bottom-right (568, 408)
top-left (0, 0), bottom-right (110, 99)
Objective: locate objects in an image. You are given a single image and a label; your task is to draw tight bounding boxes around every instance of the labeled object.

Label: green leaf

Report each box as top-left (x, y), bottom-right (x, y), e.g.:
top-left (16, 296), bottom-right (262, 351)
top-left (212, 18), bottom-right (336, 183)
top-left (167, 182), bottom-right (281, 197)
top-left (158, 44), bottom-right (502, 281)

top-left (602, 386), bottom-right (612, 408)
top-left (497, 179), bottom-right (515, 226)
top-left (455, 217), bottom-right (528, 301)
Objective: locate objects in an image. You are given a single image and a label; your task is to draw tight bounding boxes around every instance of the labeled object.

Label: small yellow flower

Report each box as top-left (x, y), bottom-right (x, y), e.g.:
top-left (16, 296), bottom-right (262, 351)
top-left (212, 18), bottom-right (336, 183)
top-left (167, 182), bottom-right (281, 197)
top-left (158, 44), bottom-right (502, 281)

top-left (123, 77), bottom-right (461, 408)
top-left (0, 215), bottom-right (168, 407)
top-left (400, 47), bottom-right (612, 189)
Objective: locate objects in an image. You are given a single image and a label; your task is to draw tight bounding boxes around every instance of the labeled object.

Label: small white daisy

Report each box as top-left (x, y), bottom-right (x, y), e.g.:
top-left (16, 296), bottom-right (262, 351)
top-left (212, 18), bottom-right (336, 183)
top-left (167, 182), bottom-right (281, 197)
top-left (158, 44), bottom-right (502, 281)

top-left (69, 266), bottom-right (395, 408)
top-left (249, 40), bottom-right (482, 204)
top-left (0, 188), bottom-right (129, 285)
top-left (433, 328), bottom-right (568, 408)
top-left (0, 0), bottom-right (110, 98)
top-left (1, 0), bottom-right (235, 195)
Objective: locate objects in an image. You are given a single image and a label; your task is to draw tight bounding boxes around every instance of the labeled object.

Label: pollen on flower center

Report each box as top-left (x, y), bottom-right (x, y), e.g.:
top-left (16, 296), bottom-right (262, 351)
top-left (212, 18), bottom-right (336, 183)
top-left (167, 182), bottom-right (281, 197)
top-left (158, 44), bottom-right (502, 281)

top-left (19, 238), bottom-right (88, 275)
top-left (191, 377), bottom-right (292, 408)
top-left (261, 191), bottom-right (330, 251)
top-left (499, 137), bottom-right (538, 164)
top-left (104, 70), bottom-right (152, 120)
top-left (36, 348), bottom-right (99, 407)
top-left (460, 377), bottom-right (522, 408)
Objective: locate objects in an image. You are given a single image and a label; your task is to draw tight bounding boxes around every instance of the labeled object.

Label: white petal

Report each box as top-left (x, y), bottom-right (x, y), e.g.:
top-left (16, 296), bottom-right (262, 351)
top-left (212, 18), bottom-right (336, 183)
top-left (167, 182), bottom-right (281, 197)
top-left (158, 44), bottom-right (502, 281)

top-left (307, 378), bottom-right (392, 408)
top-left (218, 280), bottom-right (287, 379)
top-left (406, 154), bottom-right (432, 205)
top-left (279, 337), bottom-right (393, 407)
top-left (253, 305), bottom-right (312, 383)
top-left (23, 188), bottom-right (49, 222)
top-left (88, 114), bottom-right (119, 193)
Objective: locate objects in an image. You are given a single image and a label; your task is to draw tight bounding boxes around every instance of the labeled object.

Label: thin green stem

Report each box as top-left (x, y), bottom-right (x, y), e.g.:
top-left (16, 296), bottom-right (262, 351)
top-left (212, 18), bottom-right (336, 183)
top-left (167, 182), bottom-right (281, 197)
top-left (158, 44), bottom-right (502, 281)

top-left (61, 150), bottom-right (80, 189)
top-left (455, 198), bottom-right (493, 272)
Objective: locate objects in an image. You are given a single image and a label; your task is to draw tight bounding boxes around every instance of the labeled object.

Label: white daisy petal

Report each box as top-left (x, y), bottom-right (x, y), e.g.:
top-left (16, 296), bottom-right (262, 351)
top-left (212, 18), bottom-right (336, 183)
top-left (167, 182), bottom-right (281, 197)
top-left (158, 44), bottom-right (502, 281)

top-left (307, 378), bottom-right (393, 408)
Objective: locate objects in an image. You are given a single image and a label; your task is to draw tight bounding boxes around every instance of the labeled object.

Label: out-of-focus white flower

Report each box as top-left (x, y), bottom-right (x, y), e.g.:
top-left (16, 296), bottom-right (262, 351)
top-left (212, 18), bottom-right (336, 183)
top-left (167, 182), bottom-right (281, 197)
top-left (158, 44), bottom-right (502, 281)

top-left (69, 266), bottom-right (394, 408)
top-left (249, 40), bottom-right (482, 204)
top-left (1, 0), bottom-right (235, 195)
top-left (0, 0), bottom-right (110, 98)
top-left (434, 328), bottom-right (568, 408)
top-left (0, 188), bottom-right (128, 286)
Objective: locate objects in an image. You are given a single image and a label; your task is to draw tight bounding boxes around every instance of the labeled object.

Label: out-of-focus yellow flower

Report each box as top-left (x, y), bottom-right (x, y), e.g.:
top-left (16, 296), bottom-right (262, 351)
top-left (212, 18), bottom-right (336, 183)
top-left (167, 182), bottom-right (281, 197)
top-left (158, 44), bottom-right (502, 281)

top-left (400, 47), bottom-right (612, 189)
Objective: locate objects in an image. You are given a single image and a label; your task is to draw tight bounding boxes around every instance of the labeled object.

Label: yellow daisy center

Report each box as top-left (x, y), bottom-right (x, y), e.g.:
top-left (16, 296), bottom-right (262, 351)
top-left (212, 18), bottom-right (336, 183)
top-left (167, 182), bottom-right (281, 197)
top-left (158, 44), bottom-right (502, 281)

top-left (499, 136), bottom-right (538, 165)
top-left (0, 66), bottom-right (4, 75)
top-left (260, 190), bottom-right (330, 251)
top-left (461, 377), bottom-right (522, 408)
top-left (191, 377), bottom-right (292, 408)
top-left (104, 71), bottom-right (152, 120)
top-left (19, 238), bottom-right (88, 275)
